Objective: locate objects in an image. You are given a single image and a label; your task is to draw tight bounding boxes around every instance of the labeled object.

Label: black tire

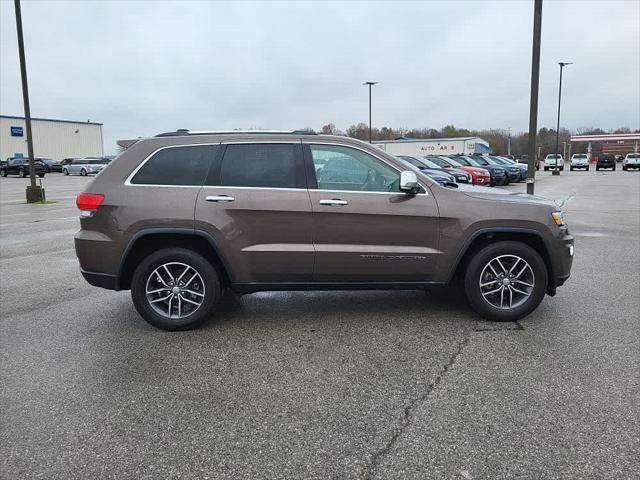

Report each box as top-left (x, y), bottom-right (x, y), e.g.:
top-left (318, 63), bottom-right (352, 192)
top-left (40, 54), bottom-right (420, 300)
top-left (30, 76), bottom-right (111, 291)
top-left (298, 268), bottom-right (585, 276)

top-left (38, 173), bottom-right (45, 178)
top-left (0, 169), bottom-right (6, 177)
top-left (19, 168), bottom-right (26, 178)
top-left (570, 167), bottom-right (573, 171)
top-left (63, 168), bottom-right (69, 175)
top-left (559, 166), bottom-right (564, 171)
top-left (464, 241), bottom-right (548, 322)
top-left (131, 247), bottom-right (221, 331)
top-left (586, 167), bottom-right (589, 171)
top-left (544, 166), bottom-right (548, 171)
top-left (596, 166), bottom-right (600, 171)
top-left (80, 168), bottom-right (87, 176)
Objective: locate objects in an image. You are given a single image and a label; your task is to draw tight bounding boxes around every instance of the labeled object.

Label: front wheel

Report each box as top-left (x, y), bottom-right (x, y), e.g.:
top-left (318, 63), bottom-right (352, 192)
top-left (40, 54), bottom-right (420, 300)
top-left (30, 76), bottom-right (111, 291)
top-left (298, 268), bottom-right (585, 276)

top-left (19, 168), bottom-right (27, 178)
top-left (0, 169), bottom-right (6, 177)
top-left (80, 168), bottom-right (87, 176)
top-left (464, 241), bottom-right (548, 322)
top-left (63, 168), bottom-right (69, 175)
top-left (131, 248), bottom-right (221, 331)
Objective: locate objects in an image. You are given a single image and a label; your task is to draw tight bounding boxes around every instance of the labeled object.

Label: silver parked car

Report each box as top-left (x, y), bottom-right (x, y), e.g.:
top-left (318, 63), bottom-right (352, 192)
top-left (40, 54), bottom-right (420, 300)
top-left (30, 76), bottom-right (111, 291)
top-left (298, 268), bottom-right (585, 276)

top-left (63, 158), bottom-right (106, 176)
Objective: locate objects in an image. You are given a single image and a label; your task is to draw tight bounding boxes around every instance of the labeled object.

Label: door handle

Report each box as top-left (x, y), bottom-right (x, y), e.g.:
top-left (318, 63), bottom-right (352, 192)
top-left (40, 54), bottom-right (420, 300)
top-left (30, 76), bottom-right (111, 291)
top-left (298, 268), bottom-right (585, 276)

top-left (206, 195), bottom-right (235, 202)
top-left (319, 199), bottom-right (348, 206)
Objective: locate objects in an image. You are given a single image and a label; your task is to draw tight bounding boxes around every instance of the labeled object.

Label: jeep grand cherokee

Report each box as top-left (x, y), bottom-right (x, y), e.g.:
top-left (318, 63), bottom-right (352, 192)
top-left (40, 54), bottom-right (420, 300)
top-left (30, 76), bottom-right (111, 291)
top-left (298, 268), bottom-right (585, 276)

top-left (75, 130), bottom-right (574, 330)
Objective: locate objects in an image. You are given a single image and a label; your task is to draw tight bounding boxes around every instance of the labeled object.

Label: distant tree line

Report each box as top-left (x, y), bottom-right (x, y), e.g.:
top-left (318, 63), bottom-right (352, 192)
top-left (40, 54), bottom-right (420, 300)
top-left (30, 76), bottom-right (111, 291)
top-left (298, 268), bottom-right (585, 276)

top-left (319, 123), bottom-right (639, 157)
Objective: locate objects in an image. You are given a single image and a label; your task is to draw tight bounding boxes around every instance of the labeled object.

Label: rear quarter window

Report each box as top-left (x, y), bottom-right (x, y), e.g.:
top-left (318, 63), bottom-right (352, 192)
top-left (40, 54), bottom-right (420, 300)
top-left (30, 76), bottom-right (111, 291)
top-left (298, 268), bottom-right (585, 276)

top-left (130, 145), bottom-right (217, 186)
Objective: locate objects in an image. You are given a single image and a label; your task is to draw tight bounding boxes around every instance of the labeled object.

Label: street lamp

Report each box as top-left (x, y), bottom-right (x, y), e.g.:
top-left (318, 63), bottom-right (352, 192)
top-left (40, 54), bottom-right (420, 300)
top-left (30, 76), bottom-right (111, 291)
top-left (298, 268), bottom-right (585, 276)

top-left (14, 0), bottom-right (43, 203)
top-left (363, 81), bottom-right (378, 143)
top-left (553, 61), bottom-right (572, 176)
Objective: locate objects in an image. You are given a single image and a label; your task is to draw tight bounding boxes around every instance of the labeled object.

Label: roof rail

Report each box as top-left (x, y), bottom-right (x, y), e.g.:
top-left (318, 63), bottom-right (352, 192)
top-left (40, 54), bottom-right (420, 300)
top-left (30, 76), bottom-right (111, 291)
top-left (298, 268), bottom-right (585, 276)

top-left (155, 129), bottom-right (317, 137)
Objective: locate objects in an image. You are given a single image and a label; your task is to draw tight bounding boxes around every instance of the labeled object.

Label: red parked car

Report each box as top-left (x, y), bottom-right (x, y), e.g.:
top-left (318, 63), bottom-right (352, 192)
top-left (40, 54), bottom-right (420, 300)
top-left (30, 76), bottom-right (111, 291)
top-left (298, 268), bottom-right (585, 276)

top-left (427, 156), bottom-right (492, 186)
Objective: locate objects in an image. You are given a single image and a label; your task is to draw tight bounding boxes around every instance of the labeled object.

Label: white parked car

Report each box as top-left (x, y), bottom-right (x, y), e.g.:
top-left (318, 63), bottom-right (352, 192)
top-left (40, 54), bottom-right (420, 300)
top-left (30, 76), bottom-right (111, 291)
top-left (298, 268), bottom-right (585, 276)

top-left (544, 154), bottom-right (564, 171)
top-left (62, 158), bottom-right (107, 176)
top-left (570, 154), bottom-right (589, 171)
top-left (622, 153), bottom-right (640, 171)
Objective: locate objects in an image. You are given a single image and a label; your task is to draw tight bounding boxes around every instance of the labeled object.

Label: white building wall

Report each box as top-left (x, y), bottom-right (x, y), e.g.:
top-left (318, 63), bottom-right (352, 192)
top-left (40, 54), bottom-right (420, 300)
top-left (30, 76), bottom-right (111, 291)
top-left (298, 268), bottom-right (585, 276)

top-left (0, 116), bottom-right (103, 161)
top-left (373, 137), bottom-right (490, 156)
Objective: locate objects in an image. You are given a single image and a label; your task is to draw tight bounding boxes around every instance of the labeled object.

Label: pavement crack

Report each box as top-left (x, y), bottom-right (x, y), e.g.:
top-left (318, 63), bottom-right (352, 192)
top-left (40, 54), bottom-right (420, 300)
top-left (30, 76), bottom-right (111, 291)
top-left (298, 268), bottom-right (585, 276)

top-left (557, 191), bottom-right (576, 208)
top-left (360, 335), bottom-right (470, 480)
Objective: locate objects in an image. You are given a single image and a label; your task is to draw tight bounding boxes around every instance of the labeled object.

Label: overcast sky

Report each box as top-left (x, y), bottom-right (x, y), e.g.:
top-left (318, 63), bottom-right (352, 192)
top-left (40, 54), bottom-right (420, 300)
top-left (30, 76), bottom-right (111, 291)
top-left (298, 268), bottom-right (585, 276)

top-left (1, 0), bottom-right (639, 153)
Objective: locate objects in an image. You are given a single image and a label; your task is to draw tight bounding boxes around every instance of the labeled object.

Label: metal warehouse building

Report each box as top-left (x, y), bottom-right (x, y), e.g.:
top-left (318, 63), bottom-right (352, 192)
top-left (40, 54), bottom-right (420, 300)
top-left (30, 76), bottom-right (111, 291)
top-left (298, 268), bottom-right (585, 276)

top-left (0, 115), bottom-right (104, 161)
top-left (372, 136), bottom-right (491, 156)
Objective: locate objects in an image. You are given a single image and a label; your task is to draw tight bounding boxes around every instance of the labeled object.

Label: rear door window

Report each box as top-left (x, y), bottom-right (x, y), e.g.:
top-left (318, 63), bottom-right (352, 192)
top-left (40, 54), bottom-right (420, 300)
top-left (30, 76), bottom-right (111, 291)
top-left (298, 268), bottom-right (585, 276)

top-left (216, 143), bottom-right (303, 188)
top-left (130, 145), bottom-right (217, 186)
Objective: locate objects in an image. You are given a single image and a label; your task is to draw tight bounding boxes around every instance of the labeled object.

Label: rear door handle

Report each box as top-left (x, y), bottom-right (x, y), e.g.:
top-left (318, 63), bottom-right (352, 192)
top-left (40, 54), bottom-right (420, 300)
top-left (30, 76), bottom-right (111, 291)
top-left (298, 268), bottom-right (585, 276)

top-left (319, 199), bottom-right (348, 206)
top-left (206, 195), bottom-right (235, 202)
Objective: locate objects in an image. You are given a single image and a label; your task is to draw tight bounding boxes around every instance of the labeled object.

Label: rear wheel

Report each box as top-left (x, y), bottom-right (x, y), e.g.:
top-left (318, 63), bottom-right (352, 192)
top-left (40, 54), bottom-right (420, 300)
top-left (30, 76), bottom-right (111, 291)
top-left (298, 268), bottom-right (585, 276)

top-left (80, 168), bottom-right (87, 176)
top-left (0, 169), bottom-right (6, 177)
top-left (19, 168), bottom-right (26, 178)
top-left (131, 248), bottom-right (221, 331)
top-left (464, 241), bottom-right (548, 322)
top-left (38, 173), bottom-right (45, 178)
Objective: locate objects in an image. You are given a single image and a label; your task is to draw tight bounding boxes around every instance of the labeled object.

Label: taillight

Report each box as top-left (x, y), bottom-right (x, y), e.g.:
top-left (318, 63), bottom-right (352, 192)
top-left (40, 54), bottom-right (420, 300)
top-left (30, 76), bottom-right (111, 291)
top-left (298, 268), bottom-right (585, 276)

top-left (76, 193), bottom-right (104, 213)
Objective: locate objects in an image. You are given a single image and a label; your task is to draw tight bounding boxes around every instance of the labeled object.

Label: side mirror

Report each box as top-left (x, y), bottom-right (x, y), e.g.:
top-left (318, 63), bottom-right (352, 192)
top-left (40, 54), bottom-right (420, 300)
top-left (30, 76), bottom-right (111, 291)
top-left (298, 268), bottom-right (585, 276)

top-left (399, 170), bottom-right (419, 193)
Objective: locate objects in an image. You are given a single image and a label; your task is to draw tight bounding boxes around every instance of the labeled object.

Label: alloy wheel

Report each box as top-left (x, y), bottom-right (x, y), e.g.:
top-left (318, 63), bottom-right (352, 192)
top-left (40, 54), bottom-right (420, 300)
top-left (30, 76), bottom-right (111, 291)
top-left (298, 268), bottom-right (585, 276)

top-left (145, 262), bottom-right (205, 319)
top-left (479, 254), bottom-right (535, 310)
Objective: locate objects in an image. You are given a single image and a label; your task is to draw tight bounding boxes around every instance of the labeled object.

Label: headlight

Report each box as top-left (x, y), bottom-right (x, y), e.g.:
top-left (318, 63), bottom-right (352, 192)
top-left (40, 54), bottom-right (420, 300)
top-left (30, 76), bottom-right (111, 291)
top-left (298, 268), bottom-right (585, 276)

top-left (551, 211), bottom-right (565, 227)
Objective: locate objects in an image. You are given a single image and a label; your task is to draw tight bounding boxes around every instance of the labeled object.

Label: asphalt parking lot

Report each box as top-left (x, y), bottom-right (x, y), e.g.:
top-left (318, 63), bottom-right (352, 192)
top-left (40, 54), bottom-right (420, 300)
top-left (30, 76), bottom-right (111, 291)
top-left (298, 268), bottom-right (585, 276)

top-left (1, 169), bottom-right (638, 479)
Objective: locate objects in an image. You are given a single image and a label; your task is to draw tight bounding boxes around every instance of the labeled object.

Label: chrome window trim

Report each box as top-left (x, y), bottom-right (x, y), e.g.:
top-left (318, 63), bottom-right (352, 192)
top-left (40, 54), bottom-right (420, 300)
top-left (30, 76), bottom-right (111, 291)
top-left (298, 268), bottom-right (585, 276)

top-left (124, 140), bottom-right (429, 195)
top-left (304, 141), bottom-right (429, 195)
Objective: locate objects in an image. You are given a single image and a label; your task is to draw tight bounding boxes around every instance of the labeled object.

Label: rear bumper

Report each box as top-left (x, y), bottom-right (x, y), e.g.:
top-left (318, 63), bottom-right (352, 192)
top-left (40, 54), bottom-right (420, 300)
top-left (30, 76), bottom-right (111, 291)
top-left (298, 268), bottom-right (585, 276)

top-left (81, 269), bottom-right (119, 290)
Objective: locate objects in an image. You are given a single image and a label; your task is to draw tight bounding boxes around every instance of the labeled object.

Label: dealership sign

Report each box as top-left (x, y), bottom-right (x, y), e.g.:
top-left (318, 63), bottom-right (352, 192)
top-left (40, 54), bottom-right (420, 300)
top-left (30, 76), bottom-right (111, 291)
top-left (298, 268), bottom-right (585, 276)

top-left (10, 126), bottom-right (24, 137)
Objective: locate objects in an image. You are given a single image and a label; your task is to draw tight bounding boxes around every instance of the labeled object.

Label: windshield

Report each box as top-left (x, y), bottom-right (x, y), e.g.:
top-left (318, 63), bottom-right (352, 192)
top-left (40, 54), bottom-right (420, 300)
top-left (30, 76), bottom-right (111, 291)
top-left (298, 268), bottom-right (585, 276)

top-left (628, 154), bottom-right (640, 158)
top-left (469, 156), bottom-right (489, 166)
top-left (398, 156), bottom-right (427, 169)
top-left (488, 157), bottom-right (509, 165)
top-left (426, 156), bottom-right (447, 168)
top-left (421, 158), bottom-right (442, 169)
top-left (573, 154), bottom-right (587, 159)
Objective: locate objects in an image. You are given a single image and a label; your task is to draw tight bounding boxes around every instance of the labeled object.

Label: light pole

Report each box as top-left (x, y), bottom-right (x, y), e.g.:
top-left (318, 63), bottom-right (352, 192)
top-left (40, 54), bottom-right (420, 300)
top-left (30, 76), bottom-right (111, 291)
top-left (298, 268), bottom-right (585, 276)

top-left (363, 81), bottom-right (377, 143)
top-left (553, 61), bottom-right (572, 176)
top-left (14, 0), bottom-right (43, 203)
top-left (526, 0), bottom-right (543, 194)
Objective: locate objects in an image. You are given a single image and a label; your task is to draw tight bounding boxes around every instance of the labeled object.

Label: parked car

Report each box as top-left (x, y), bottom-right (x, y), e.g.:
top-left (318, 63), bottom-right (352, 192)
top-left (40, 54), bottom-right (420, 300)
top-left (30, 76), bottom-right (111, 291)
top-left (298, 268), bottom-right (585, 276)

top-left (570, 154), bottom-right (589, 171)
top-left (496, 156), bottom-right (528, 181)
top-left (0, 157), bottom-right (46, 177)
top-left (61, 158), bottom-right (76, 167)
top-left (427, 156), bottom-right (491, 186)
top-left (517, 154), bottom-right (540, 171)
top-left (40, 158), bottom-right (63, 173)
top-left (63, 158), bottom-right (107, 176)
top-left (622, 153), bottom-right (640, 171)
top-left (399, 156), bottom-right (471, 184)
top-left (484, 156), bottom-right (523, 183)
top-left (459, 155), bottom-right (510, 186)
top-left (543, 154), bottom-right (564, 171)
top-left (423, 158), bottom-right (471, 184)
top-left (75, 130), bottom-right (573, 330)
top-left (596, 154), bottom-right (616, 171)
top-left (397, 156), bottom-right (458, 185)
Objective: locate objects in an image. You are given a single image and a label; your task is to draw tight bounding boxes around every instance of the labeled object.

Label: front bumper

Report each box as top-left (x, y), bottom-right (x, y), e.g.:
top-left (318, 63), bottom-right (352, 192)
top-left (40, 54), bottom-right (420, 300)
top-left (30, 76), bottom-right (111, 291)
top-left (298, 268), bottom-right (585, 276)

top-left (548, 230), bottom-right (574, 295)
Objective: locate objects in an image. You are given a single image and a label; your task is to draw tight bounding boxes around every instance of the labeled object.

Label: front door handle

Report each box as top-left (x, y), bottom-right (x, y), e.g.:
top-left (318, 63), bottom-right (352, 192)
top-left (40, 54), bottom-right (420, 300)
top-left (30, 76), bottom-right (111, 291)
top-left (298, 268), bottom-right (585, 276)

top-left (319, 199), bottom-right (348, 206)
top-left (206, 195), bottom-right (235, 202)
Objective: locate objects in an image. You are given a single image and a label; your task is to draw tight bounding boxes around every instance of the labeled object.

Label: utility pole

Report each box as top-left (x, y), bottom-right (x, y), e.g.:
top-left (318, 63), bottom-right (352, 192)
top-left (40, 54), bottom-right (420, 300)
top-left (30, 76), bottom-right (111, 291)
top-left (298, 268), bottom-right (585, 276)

top-left (507, 127), bottom-right (512, 156)
top-left (553, 61), bottom-right (572, 176)
top-left (14, 0), bottom-right (43, 203)
top-left (526, 0), bottom-right (543, 195)
top-left (363, 81), bottom-right (377, 143)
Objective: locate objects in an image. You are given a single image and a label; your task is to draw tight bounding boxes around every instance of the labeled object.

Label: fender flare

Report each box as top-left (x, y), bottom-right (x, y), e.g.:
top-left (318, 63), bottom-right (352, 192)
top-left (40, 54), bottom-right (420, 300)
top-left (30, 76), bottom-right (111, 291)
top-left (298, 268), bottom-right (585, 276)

top-left (117, 227), bottom-right (232, 289)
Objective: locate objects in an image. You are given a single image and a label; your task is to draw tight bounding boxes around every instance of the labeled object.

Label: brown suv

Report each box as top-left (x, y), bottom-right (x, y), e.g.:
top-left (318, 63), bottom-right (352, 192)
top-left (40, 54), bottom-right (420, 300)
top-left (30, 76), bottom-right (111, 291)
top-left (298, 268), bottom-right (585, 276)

top-left (75, 131), bottom-right (573, 330)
